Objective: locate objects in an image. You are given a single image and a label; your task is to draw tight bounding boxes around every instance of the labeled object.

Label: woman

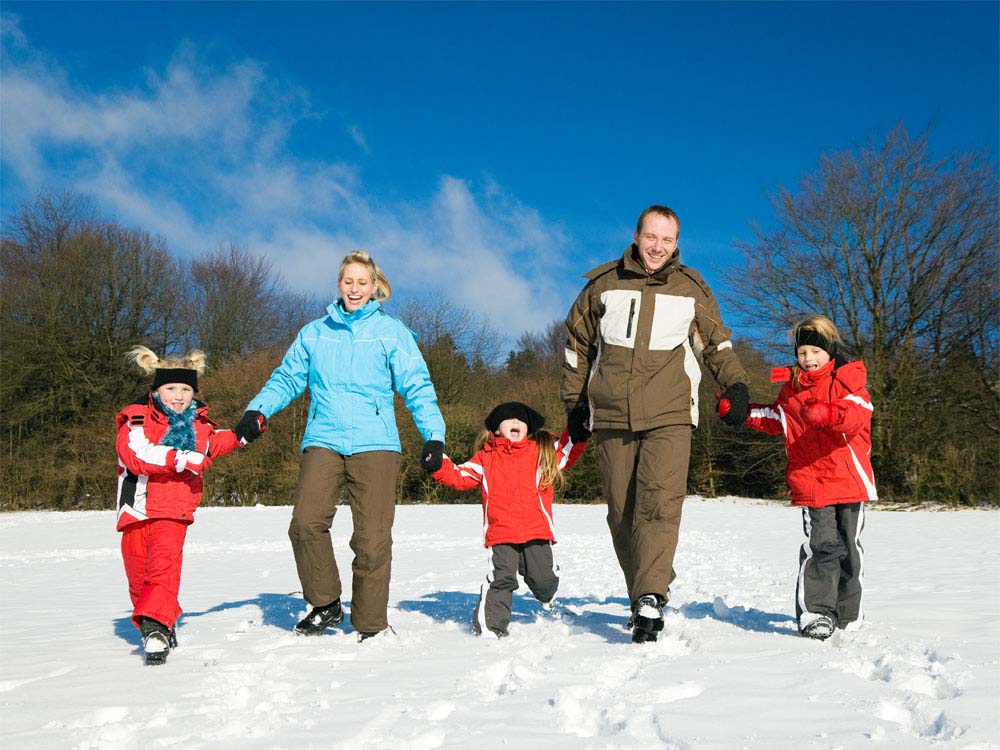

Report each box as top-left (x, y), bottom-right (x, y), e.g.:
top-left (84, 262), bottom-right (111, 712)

top-left (236, 250), bottom-right (445, 641)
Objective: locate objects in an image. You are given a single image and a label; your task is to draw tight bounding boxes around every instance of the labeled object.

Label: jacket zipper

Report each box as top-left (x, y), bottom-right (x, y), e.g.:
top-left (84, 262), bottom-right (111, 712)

top-left (626, 299), bottom-right (637, 338)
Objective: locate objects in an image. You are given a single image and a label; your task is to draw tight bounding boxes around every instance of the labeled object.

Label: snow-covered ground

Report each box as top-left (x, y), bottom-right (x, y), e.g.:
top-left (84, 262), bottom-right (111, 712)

top-left (1, 498), bottom-right (998, 750)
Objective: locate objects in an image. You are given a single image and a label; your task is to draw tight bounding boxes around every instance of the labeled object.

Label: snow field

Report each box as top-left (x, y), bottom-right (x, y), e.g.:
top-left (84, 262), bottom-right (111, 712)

top-left (1, 499), bottom-right (998, 749)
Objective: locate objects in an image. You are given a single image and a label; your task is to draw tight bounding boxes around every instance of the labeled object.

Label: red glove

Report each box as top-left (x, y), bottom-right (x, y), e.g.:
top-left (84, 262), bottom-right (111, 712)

top-left (800, 399), bottom-right (838, 428)
top-left (716, 392), bottom-right (731, 418)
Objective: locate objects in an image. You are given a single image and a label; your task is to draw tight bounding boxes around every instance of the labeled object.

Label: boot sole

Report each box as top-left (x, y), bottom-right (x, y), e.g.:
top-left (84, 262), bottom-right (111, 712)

top-left (631, 613), bottom-right (664, 643)
top-left (294, 612), bottom-right (344, 636)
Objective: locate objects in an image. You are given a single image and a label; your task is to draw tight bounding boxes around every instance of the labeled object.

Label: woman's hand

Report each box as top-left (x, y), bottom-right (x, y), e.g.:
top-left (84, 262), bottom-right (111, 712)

top-left (420, 440), bottom-right (444, 473)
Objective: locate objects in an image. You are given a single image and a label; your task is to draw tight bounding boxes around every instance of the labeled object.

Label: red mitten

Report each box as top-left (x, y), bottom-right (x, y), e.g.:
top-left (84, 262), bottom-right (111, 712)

top-left (800, 399), bottom-right (838, 428)
top-left (715, 391), bottom-right (731, 418)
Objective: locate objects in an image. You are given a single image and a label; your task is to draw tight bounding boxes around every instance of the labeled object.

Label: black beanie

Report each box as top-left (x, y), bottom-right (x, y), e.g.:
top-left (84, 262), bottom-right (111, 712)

top-left (485, 402), bottom-right (545, 434)
top-left (794, 329), bottom-right (838, 358)
top-left (151, 367), bottom-right (199, 392)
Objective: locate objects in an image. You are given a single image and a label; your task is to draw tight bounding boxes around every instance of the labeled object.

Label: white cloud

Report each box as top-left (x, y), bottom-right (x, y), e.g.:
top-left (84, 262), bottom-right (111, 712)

top-left (348, 124), bottom-right (371, 155)
top-left (0, 18), bottom-right (573, 338)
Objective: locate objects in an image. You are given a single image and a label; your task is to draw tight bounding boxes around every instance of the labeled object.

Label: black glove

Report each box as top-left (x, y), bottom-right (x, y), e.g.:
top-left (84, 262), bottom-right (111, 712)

top-left (235, 410), bottom-right (267, 445)
top-left (719, 383), bottom-right (749, 427)
top-left (566, 403), bottom-right (592, 443)
top-left (420, 440), bottom-right (444, 473)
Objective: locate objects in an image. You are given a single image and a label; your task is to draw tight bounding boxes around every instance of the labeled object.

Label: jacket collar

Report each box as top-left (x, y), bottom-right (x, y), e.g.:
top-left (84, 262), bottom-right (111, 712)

top-left (327, 298), bottom-right (382, 327)
top-left (142, 393), bottom-right (207, 421)
top-left (620, 244), bottom-right (681, 282)
top-left (796, 359), bottom-right (836, 388)
top-left (484, 436), bottom-right (531, 454)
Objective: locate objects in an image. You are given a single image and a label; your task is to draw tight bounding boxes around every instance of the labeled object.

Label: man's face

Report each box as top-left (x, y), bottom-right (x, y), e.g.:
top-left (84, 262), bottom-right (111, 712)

top-left (633, 213), bottom-right (679, 272)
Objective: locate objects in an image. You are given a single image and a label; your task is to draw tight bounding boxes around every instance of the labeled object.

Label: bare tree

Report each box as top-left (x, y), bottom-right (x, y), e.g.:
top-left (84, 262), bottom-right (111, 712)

top-left (721, 125), bottom-right (999, 501)
top-left (189, 243), bottom-right (316, 362)
top-left (2, 198), bottom-right (186, 432)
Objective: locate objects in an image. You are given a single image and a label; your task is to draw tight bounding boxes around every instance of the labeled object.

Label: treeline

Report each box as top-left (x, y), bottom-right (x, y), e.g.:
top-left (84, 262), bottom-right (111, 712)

top-left (2, 128), bottom-right (997, 509)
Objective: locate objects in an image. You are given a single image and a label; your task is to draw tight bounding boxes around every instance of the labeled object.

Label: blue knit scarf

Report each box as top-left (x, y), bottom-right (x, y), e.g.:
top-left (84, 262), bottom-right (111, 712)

top-left (152, 394), bottom-right (197, 451)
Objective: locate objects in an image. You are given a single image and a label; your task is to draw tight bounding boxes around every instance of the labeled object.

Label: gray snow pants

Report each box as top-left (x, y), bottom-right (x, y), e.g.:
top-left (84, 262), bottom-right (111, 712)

top-left (473, 540), bottom-right (559, 637)
top-left (796, 502), bottom-right (866, 632)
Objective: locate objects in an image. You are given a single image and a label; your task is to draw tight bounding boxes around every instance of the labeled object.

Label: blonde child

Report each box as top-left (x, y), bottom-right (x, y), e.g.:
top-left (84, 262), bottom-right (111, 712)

top-left (116, 346), bottom-right (246, 664)
top-left (421, 402), bottom-right (587, 638)
top-left (723, 315), bottom-right (877, 640)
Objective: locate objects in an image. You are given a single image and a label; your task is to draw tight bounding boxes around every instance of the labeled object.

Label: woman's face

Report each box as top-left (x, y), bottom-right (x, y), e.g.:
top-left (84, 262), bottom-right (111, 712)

top-left (338, 262), bottom-right (375, 312)
top-left (155, 382), bottom-right (194, 414)
top-left (796, 345), bottom-right (831, 372)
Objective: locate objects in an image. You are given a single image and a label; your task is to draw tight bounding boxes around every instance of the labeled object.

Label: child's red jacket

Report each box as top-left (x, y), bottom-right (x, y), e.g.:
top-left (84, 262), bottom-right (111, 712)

top-left (115, 395), bottom-right (241, 530)
top-left (745, 360), bottom-right (877, 508)
top-left (432, 430), bottom-right (587, 546)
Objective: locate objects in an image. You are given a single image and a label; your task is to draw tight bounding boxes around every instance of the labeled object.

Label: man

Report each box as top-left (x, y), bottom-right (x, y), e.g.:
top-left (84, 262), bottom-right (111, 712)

top-left (561, 204), bottom-right (749, 643)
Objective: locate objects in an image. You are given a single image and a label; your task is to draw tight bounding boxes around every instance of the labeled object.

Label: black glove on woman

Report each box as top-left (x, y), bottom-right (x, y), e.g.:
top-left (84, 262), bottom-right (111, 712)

top-left (235, 410), bottom-right (267, 445)
top-left (420, 440), bottom-right (444, 473)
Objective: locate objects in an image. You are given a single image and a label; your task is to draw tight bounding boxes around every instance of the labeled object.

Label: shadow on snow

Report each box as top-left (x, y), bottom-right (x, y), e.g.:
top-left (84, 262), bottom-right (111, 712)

top-left (113, 592), bottom-right (352, 644)
top-left (397, 591), bottom-right (796, 641)
top-left (114, 591), bottom-right (797, 646)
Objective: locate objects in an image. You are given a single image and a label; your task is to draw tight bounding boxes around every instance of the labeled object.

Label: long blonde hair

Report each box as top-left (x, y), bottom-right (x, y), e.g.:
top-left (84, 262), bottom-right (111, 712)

top-left (126, 345), bottom-right (207, 375)
top-left (474, 428), bottom-right (565, 491)
top-left (790, 314), bottom-right (844, 385)
top-left (339, 250), bottom-right (391, 302)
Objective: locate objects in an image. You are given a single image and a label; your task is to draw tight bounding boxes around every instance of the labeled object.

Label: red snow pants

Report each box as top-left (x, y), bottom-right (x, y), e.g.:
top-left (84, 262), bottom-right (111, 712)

top-left (120, 518), bottom-right (189, 629)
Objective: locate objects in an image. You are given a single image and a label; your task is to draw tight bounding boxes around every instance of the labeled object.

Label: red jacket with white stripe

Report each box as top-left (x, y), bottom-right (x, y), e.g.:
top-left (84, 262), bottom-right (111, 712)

top-left (745, 360), bottom-right (877, 508)
top-left (115, 395), bottom-right (241, 530)
top-left (432, 430), bottom-right (587, 546)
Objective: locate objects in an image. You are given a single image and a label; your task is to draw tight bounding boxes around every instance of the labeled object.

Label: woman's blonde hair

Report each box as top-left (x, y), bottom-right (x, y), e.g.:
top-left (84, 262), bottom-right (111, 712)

top-left (339, 250), bottom-right (391, 302)
top-left (126, 345), bottom-right (207, 375)
top-left (473, 428), bottom-right (565, 491)
top-left (790, 314), bottom-right (844, 384)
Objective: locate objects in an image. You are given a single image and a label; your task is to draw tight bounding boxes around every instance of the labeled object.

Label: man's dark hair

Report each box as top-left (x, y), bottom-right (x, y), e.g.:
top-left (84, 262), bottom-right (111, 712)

top-left (635, 205), bottom-right (681, 236)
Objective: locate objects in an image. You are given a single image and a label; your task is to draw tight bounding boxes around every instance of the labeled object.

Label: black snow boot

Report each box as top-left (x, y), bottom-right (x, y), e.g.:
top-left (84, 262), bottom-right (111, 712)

top-left (631, 594), bottom-right (665, 644)
top-left (141, 617), bottom-right (172, 665)
top-left (801, 614), bottom-right (835, 641)
top-left (294, 599), bottom-right (344, 636)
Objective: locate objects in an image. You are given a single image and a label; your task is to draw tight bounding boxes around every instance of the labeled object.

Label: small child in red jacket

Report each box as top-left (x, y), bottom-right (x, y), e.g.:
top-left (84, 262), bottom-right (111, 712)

top-left (725, 316), bottom-right (877, 641)
top-left (422, 402), bottom-right (587, 638)
top-left (116, 346), bottom-right (246, 664)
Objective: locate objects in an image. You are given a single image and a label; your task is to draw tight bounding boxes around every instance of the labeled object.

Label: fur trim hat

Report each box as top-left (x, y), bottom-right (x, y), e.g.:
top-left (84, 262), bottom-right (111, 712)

top-left (485, 402), bottom-right (545, 434)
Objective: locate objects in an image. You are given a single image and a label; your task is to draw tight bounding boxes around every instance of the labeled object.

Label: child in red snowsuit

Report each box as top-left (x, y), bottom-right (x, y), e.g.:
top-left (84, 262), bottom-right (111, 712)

top-left (727, 315), bottom-right (876, 640)
top-left (116, 346), bottom-right (248, 664)
top-left (422, 402), bottom-right (587, 638)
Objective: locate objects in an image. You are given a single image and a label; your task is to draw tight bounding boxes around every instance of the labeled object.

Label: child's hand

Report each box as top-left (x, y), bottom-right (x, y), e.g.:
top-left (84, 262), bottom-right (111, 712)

top-left (235, 410), bottom-right (267, 445)
top-left (717, 383), bottom-right (749, 427)
top-left (420, 440), bottom-right (444, 473)
top-left (800, 399), bottom-right (838, 428)
top-left (175, 450), bottom-right (212, 474)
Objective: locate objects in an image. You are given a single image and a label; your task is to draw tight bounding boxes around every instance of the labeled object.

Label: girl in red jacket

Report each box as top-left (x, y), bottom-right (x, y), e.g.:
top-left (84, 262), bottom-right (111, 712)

top-left (116, 346), bottom-right (244, 664)
top-left (423, 402), bottom-right (587, 638)
top-left (737, 316), bottom-right (877, 641)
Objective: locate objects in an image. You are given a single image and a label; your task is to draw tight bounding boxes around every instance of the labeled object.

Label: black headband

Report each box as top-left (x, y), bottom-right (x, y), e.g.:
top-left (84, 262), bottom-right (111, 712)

top-left (795, 329), bottom-right (836, 356)
top-left (152, 367), bottom-right (199, 392)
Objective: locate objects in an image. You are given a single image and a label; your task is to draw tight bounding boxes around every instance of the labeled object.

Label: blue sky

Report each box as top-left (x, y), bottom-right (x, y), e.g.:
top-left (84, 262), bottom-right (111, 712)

top-left (2, 2), bottom-right (997, 338)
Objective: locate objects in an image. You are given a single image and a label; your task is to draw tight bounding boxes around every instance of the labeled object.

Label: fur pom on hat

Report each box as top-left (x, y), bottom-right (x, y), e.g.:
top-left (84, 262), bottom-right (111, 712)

top-left (127, 345), bottom-right (205, 393)
top-left (485, 402), bottom-right (546, 434)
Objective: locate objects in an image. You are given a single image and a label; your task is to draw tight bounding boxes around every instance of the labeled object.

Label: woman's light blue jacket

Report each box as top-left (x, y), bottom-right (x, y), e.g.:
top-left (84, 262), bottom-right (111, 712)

top-left (247, 299), bottom-right (445, 455)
